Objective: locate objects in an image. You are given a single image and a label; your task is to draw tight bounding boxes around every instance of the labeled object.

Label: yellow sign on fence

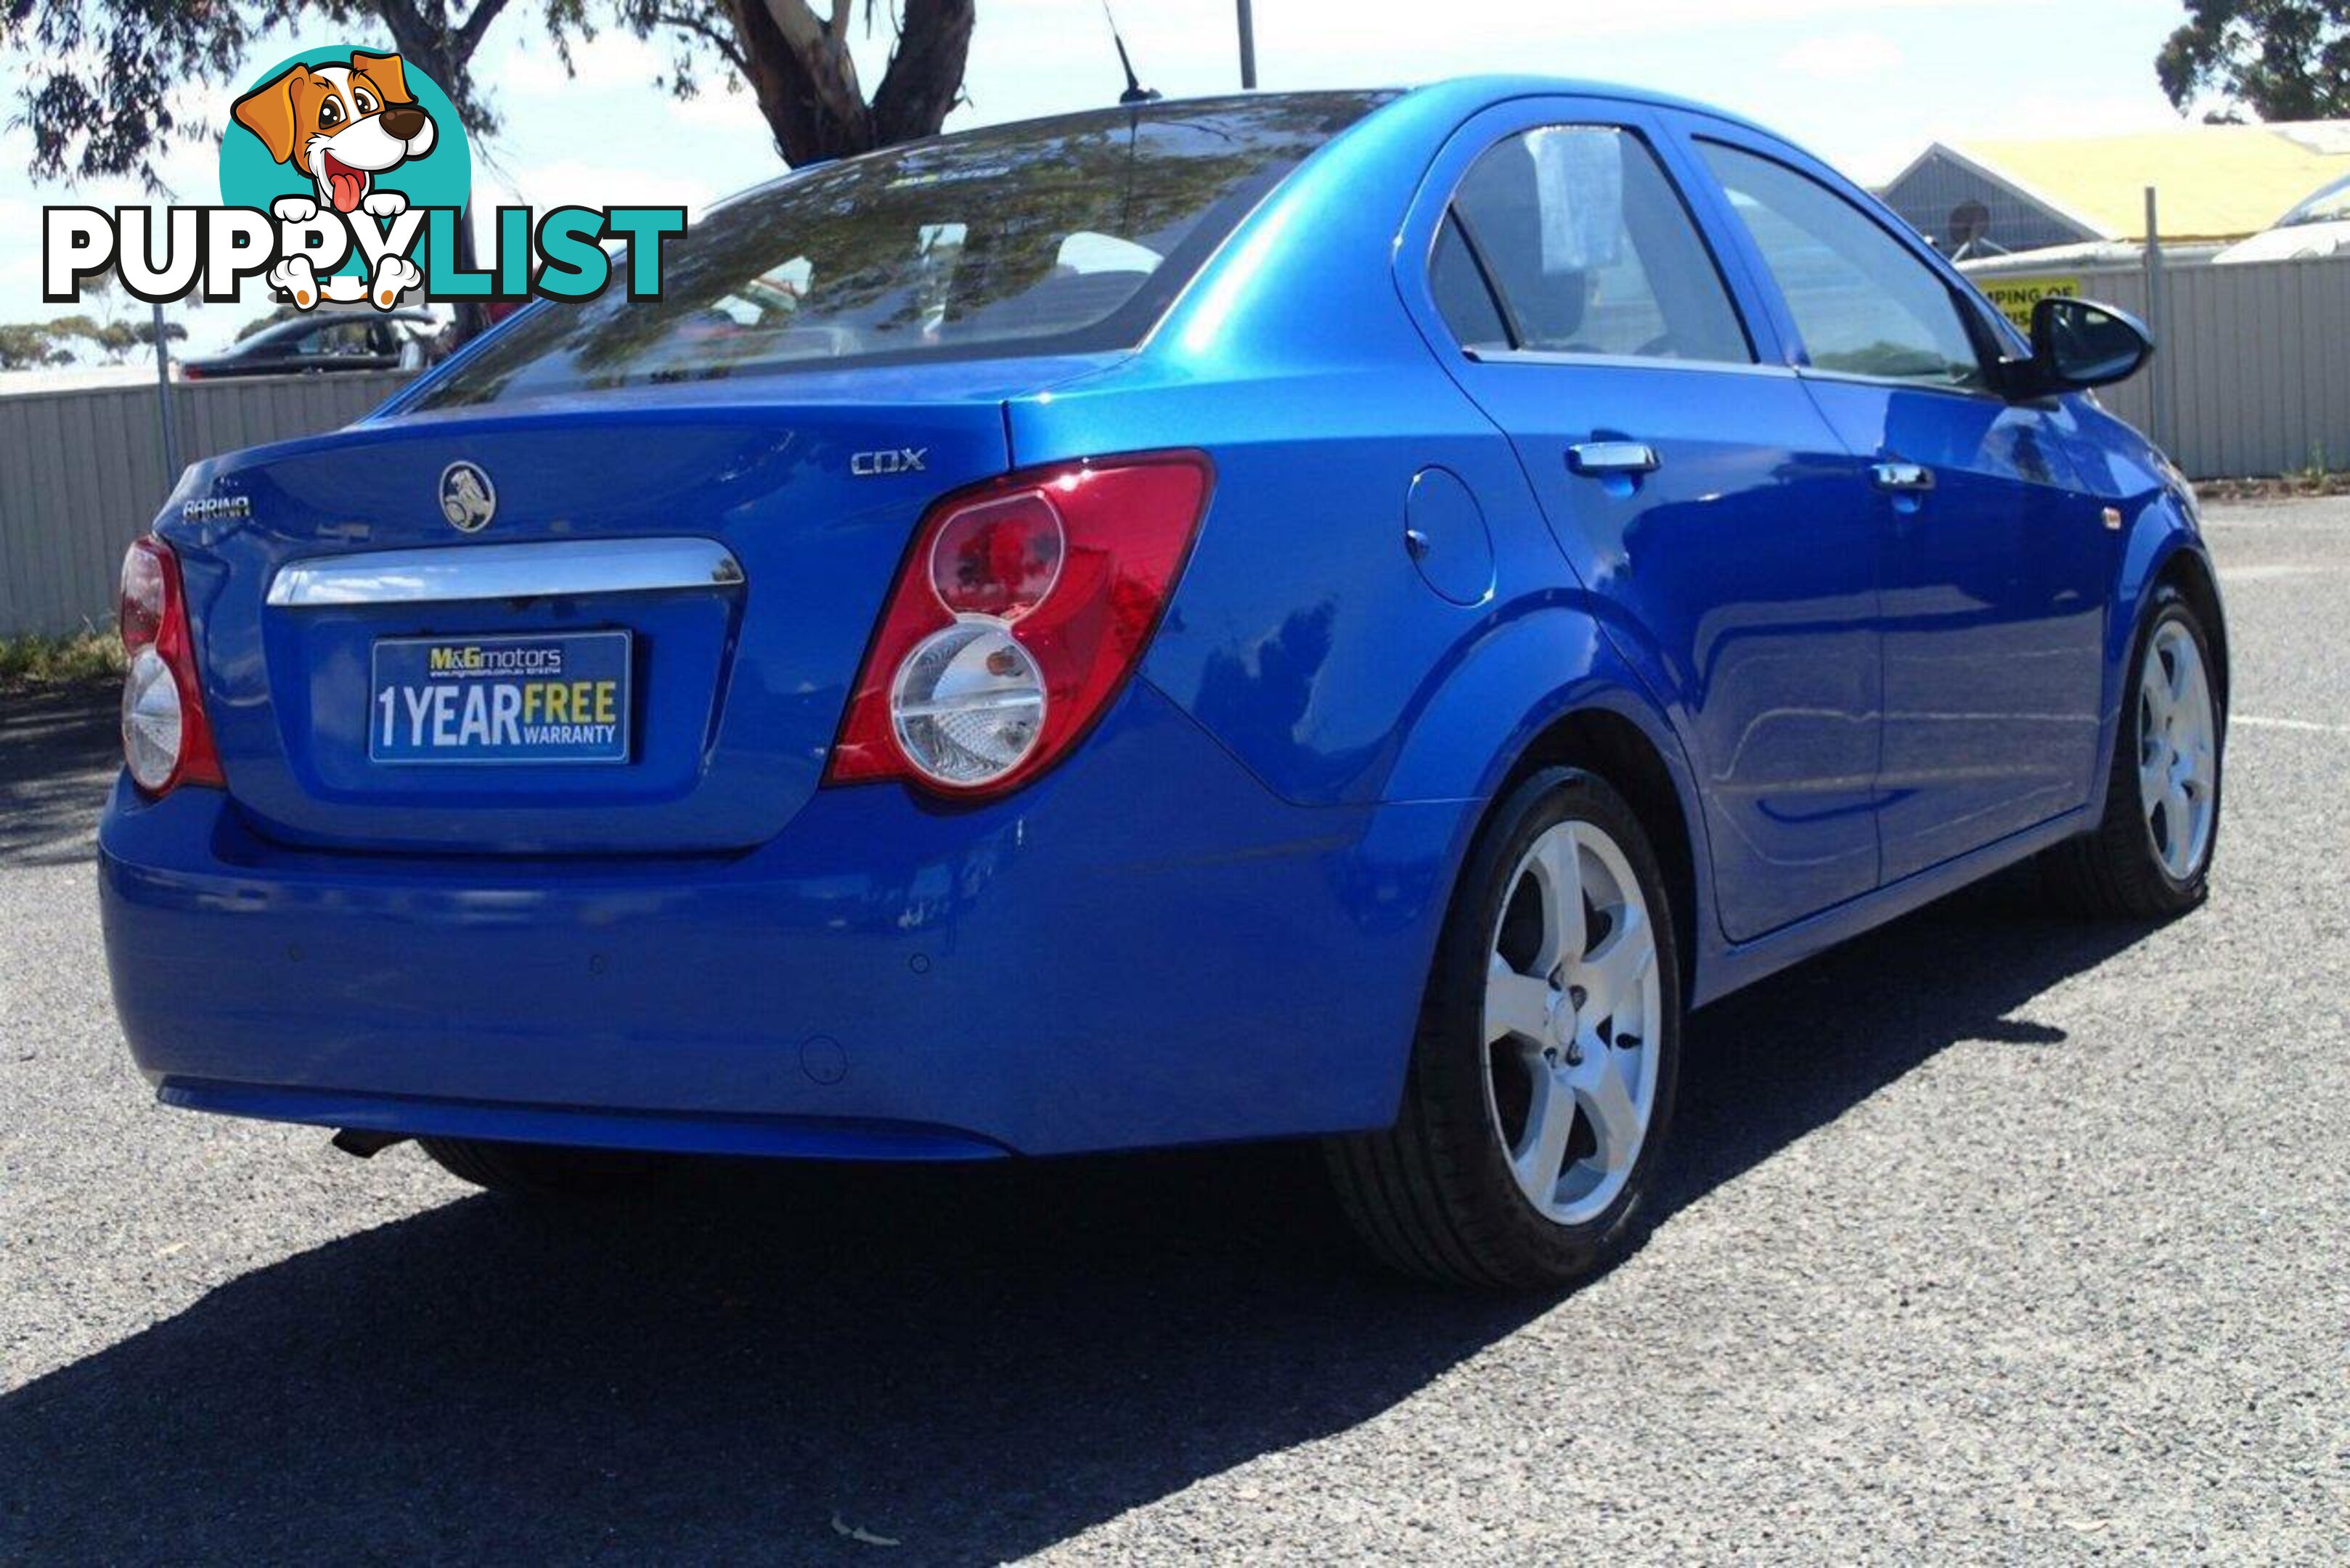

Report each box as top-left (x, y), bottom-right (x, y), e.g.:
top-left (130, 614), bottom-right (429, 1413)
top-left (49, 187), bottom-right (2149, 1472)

top-left (1980, 275), bottom-right (2082, 333)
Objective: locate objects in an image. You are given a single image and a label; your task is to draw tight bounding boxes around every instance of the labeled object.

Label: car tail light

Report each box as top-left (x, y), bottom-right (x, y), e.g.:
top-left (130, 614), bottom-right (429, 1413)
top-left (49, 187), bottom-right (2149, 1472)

top-left (827, 451), bottom-right (1213, 796)
top-left (117, 536), bottom-right (224, 796)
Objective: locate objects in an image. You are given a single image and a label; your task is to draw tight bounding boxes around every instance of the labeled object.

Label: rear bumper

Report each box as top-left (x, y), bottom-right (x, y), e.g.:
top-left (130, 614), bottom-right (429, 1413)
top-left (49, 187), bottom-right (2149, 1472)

top-left (99, 682), bottom-right (1463, 1159)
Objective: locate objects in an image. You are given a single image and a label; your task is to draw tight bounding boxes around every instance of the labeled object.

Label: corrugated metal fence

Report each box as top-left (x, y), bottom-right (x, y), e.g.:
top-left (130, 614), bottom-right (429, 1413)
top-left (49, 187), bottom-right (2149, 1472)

top-left (0, 372), bottom-right (411, 637)
top-left (1994, 254), bottom-right (2350, 481)
top-left (4, 257), bottom-right (2349, 634)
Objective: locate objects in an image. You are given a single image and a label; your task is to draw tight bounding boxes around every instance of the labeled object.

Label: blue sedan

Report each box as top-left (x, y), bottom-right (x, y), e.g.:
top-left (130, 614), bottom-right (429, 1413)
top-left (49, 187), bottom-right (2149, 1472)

top-left (100, 79), bottom-right (2226, 1286)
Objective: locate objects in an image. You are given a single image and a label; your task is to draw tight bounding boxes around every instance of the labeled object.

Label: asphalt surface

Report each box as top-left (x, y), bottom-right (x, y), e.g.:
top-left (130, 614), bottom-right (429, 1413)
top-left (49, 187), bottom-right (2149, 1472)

top-left (3, 498), bottom-right (2346, 1564)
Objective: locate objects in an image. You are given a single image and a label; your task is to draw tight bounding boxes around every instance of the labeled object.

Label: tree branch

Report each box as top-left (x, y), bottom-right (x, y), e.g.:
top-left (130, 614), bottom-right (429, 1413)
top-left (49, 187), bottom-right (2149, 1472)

top-left (650, 8), bottom-right (751, 75)
top-left (456, 0), bottom-right (518, 60)
top-left (762, 0), bottom-right (829, 54)
top-left (736, 0), bottom-right (871, 160)
top-left (369, 0), bottom-right (441, 59)
top-left (869, 0), bottom-right (969, 144)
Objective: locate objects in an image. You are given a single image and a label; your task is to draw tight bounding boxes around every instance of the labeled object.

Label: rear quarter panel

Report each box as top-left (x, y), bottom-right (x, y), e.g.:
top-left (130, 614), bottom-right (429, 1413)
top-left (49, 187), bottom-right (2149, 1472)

top-left (1010, 82), bottom-right (1718, 983)
top-left (1011, 85), bottom-right (1694, 813)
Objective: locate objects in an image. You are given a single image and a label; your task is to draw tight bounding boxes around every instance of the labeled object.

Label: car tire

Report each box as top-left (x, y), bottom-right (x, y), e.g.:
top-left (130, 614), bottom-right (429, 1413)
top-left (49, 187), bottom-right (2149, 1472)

top-left (2041, 585), bottom-right (2223, 918)
top-left (417, 1137), bottom-right (666, 1199)
top-left (1324, 767), bottom-right (1684, 1289)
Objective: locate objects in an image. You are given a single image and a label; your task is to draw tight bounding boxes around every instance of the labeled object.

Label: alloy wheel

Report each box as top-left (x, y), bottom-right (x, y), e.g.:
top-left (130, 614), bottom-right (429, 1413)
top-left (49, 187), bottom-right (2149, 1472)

top-left (1482, 820), bottom-right (1662, 1226)
top-left (2137, 619), bottom-right (2217, 881)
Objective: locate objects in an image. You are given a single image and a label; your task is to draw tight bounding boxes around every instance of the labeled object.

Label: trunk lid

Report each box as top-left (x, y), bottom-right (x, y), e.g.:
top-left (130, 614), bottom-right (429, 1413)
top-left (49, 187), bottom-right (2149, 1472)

top-left (167, 369), bottom-right (1064, 854)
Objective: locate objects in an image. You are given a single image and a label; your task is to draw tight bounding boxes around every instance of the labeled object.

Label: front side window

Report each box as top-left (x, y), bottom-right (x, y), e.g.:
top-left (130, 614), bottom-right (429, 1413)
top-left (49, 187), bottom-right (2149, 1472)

top-left (419, 93), bottom-right (1395, 409)
top-left (1699, 141), bottom-right (1988, 391)
top-left (1435, 125), bottom-right (1751, 365)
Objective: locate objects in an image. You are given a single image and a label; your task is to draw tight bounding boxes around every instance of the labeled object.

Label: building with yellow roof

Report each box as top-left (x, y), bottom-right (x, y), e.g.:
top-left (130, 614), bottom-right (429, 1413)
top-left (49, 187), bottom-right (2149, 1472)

top-left (1880, 121), bottom-right (2350, 257)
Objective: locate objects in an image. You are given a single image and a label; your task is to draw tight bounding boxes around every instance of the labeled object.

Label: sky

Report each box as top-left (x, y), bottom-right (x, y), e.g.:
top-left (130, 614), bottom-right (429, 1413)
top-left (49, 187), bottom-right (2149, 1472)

top-left (0, 0), bottom-right (2203, 356)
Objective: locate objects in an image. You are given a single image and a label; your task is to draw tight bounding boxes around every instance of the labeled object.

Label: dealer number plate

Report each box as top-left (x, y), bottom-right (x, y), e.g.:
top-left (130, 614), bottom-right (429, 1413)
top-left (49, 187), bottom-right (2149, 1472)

top-left (370, 630), bottom-right (632, 764)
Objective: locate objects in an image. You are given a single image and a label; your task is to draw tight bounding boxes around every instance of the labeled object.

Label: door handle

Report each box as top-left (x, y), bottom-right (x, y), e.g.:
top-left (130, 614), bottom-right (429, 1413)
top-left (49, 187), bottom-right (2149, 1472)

top-left (1872, 460), bottom-right (1935, 494)
top-left (1567, 441), bottom-right (1661, 477)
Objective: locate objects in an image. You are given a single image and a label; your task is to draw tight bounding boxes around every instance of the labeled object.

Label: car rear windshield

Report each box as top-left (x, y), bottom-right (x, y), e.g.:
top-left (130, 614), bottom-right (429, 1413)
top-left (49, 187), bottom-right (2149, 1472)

top-left (416, 92), bottom-right (1395, 409)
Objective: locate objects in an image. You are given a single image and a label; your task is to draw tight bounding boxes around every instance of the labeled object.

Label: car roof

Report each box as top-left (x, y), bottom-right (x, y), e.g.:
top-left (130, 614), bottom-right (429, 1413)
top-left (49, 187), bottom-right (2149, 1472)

top-left (240, 309), bottom-right (435, 342)
top-left (977, 77), bottom-right (1774, 137)
top-left (1392, 74), bottom-right (1774, 132)
top-left (1072, 78), bottom-right (1782, 142)
top-left (711, 78), bottom-right (1784, 213)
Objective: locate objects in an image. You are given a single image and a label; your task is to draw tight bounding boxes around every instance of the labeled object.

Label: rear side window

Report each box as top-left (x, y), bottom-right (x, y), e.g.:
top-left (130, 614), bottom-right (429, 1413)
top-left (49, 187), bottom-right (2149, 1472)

top-left (420, 93), bottom-right (1396, 409)
top-left (1697, 142), bottom-right (1988, 391)
top-left (1431, 216), bottom-right (1509, 351)
top-left (1435, 126), bottom-right (1752, 364)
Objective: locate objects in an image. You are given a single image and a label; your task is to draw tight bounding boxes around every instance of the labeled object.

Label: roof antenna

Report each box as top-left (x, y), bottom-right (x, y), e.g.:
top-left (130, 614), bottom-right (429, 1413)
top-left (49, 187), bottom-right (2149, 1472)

top-left (1101, 1), bottom-right (1161, 105)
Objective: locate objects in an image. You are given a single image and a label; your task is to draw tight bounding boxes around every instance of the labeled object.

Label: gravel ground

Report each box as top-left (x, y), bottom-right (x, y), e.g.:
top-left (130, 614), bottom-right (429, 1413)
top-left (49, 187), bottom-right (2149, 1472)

top-left (2, 498), bottom-right (2345, 1564)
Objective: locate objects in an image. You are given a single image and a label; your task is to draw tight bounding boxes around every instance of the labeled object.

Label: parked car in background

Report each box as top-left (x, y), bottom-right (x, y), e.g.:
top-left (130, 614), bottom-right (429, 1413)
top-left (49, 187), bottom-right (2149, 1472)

top-left (178, 309), bottom-right (442, 380)
top-left (101, 80), bottom-right (2224, 1289)
top-left (2214, 172), bottom-right (2350, 264)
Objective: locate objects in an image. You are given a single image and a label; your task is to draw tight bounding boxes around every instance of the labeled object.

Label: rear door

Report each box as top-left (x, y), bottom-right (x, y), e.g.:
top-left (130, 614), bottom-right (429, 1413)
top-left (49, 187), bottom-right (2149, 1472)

top-left (1686, 129), bottom-right (2113, 878)
top-left (1400, 97), bottom-right (1884, 942)
top-left (1400, 101), bottom-right (1880, 944)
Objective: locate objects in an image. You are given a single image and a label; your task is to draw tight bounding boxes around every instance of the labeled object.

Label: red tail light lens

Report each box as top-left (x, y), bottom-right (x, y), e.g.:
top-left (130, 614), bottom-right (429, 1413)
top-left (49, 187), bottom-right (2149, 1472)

top-left (827, 451), bottom-right (1213, 796)
top-left (118, 542), bottom-right (167, 652)
top-left (117, 536), bottom-right (224, 796)
top-left (929, 491), bottom-right (1065, 619)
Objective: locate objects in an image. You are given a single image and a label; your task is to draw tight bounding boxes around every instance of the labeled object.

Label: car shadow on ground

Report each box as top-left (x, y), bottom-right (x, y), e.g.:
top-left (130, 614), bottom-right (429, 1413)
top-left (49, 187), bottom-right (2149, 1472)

top-left (0, 688), bottom-right (2150, 1558)
top-left (1, 855), bottom-right (2153, 1561)
top-left (0, 682), bottom-right (118, 867)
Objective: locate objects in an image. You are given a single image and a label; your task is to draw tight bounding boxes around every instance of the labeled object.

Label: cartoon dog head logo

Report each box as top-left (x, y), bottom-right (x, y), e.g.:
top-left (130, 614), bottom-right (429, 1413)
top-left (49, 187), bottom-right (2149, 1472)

top-left (219, 46), bottom-right (469, 309)
top-left (42, 47), bottom-right (680, 321)
top-left (232, 52), bottom-right (437, 216)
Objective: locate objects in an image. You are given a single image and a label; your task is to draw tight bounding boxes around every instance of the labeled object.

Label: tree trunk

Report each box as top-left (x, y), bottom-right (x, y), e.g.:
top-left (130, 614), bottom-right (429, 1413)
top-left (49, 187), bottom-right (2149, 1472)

top-left (725, 0), bottom-right (975, 167)
top-left (366, 12), bottom-right (494, 342)
top-left (870, 0), bottom-right (976, 147)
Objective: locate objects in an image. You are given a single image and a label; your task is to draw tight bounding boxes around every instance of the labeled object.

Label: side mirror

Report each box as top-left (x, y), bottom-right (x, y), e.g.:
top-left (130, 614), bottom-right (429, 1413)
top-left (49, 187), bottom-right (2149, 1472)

top-left (2010, 296), bottom-right (2153, 397)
